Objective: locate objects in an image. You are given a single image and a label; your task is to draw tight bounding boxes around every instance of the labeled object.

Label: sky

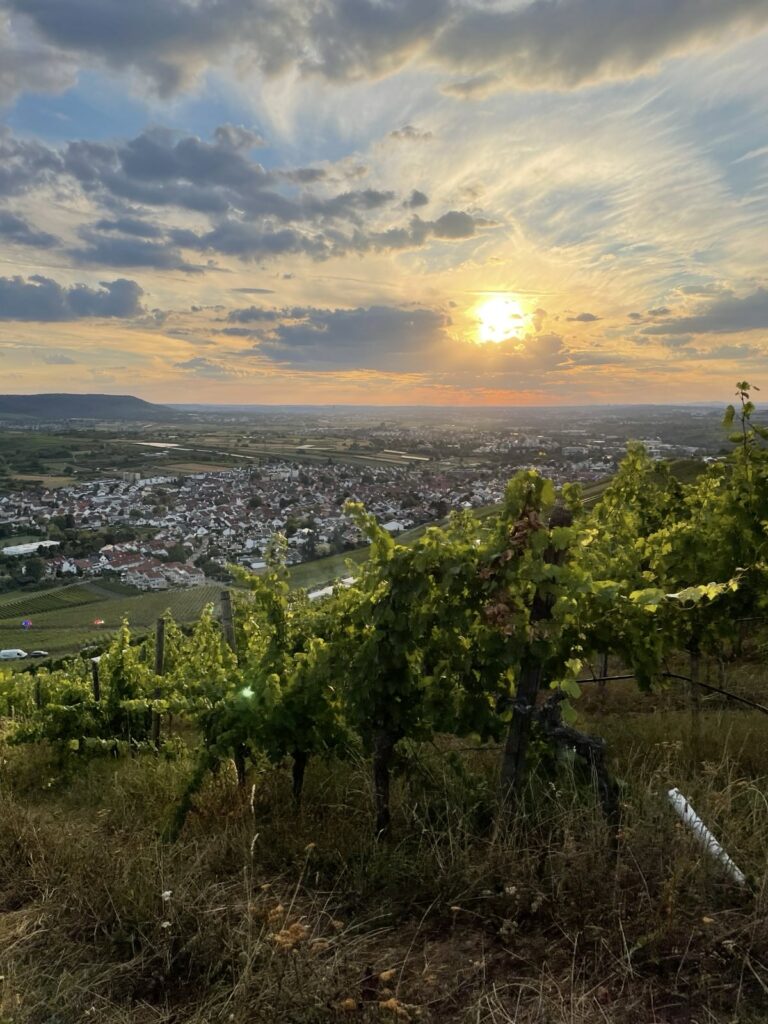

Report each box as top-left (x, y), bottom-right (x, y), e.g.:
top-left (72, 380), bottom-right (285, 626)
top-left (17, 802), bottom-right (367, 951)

top-left (0, 0), bottom-right (767, 407)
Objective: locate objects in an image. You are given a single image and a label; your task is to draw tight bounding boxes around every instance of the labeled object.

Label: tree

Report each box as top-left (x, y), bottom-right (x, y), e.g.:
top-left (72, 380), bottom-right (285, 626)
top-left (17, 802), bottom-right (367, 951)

top-left (24, 556), bottom-right (45, 583)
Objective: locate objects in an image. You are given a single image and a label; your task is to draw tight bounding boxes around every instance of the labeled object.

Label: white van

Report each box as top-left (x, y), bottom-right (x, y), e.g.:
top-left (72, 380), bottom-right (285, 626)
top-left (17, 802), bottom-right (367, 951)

top-left (0, 649), bottom-right (28, 660)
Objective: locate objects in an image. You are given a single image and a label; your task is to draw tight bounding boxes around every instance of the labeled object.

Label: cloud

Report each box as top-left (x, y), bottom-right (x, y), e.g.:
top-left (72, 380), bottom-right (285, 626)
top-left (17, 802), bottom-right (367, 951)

top-left (0, 128), bottom-right (63, 197)
top-left (431, 210), bottom-right (476, 239)
top-left (0, 275), bottom-right (144, 320)
top-left (0, 209), bottom-right (58, 247)
top-left (42, 352), bottom-right (77, 364)
top-left (642, 287), bottom-right (768, 335)
top-left (93, 216), bottom-right (163, 238)
top-left (390, 124), bottom-right (433, 141)
top-left (213, 123), bottom-right (264, 150)
top-left (174, 356), bottom-right (237, 378)
top-left (433, 0), bottom-right (768, 93)
top-left (178, 222), bottom-right (330, 261)
top-left (303, 0), bottom-right (448, 80)
top-left (234, 304), bottom-right (450, 370)
top-left (227, 306), bottom-right (303, 323)
top-left (368, 211), bottom-right (489, 251)
top-left (71, 228), bottom-right (204, 272)
top-left (0, 12), bottom-right (78, 104)
top-left (5, 0), bottom-right (301, 95)
top-left (7, 0), bottom-right (768, 100)
top-left (566, 311), bottom-right (601, 322)
top-left (225, 302), bottom-right (569, 382)
top-left (404, 189), bottom-right (429, 208)
top-left (0, 124), bottom-right (490, 267)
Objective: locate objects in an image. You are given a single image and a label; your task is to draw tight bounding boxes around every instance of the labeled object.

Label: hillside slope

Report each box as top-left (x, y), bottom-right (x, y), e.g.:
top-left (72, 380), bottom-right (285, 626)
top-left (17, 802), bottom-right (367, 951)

top-left (0, 393), bottom-right (187, 422)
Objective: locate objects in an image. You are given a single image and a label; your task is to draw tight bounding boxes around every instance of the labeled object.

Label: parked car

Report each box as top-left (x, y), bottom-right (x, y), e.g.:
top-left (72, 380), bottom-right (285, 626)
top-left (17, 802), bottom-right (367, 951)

top-left (0, 649), bottom-right (29, 660)
top-left (28, 650), bottom-right (49, 658)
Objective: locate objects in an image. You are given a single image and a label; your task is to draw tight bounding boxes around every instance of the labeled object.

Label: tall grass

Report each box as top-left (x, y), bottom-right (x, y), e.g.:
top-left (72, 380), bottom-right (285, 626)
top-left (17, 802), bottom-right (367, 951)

top-left (1, 705), bottom-right (767, 1023)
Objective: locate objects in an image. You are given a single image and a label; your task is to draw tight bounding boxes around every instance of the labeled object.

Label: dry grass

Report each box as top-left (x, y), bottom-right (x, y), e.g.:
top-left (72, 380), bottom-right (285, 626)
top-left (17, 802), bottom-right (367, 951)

top-left (1, 695), bottom-right (768, 1023)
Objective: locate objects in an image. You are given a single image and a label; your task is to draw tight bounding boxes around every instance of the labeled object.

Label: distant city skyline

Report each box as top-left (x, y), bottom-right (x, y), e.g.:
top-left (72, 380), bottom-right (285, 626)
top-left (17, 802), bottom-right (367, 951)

top-left (1, 1), bottom-right (767, 405)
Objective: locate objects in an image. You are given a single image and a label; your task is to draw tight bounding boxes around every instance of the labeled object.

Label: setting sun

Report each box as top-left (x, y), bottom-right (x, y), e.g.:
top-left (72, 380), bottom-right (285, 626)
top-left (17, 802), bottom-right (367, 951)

top-left (475, 296), bottom-right (527, 344)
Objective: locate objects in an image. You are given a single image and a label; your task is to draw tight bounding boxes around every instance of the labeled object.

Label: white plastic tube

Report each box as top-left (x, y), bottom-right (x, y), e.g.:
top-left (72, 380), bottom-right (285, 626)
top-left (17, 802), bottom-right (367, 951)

top-left (667, 787), bottom-right (747, 886)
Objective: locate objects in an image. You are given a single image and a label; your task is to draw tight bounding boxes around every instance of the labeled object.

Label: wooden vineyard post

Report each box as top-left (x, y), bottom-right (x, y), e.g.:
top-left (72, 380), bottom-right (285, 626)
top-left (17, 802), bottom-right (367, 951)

top-left (220, 590), bottom-right (246, 786)
top-left (688, 643), bottom-right (702, 757)
top-left (34, 676), bottom-right (42, 710)
top-left (597, 650), bottom-right (609, 706)
top-left (151, 617), bottom-right (165, 748)
top-left (373, 731), bottom-right (397, 837)
top-left (91, 658), bottom-right (101, 702)
top-left (220, 590), bottom-right (236, 651)
top-left (501, 504), bottom-right (573, 808)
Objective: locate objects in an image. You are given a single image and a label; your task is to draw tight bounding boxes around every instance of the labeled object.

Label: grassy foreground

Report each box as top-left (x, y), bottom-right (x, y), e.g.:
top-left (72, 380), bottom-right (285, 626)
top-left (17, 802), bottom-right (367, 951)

top-left (2, 674), bottom-right (768, 1024)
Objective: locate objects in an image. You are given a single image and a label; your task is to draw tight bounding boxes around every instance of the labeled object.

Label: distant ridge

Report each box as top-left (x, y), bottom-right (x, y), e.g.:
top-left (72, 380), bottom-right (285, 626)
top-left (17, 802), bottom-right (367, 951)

top-left (0, 394), bottom-right (188, 423)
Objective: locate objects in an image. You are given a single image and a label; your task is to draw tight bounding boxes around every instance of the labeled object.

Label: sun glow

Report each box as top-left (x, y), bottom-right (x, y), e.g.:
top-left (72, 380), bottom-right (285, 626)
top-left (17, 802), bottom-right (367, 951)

top-left (475, 295), bottom-right (527, 344)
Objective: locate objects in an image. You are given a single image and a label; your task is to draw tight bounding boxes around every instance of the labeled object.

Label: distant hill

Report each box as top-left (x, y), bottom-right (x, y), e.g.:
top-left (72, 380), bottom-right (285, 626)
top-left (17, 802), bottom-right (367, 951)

top-left (0, 394), bottom-right (187, 423)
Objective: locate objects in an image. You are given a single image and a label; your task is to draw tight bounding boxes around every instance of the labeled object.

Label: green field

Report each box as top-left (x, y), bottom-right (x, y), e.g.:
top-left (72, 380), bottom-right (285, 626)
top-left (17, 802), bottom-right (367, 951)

top-left (0, 582), bottom-right (226, 661)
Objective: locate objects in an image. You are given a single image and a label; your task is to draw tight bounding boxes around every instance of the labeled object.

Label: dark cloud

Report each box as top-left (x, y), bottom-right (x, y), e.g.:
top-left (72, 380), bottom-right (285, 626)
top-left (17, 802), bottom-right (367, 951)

top-left (404, 189), bottom-right (429, 208)
top-left (6, 0), bottom-right (301, 95)
top-left (0, 129), bottom-right (63, 197)
top-left (9, 0), bottom-right (765, 99)
top-left (0, 15), bottom-right (78, 103)
top-left (42, 352), bottom-right (77, 364)
top-left (642, 287), bottom-right (768, 335)
top-left (0, 124), bottom-right (488, 266)
top-left (655, 337), bottom-right (764, 359)
top-left (59, 129), bottom-right (400, 231)
top-left (249, 304), bottom-right (450, 369)
top-left (0, 209), bottom-right (58, 247)
top-left (369, 210), bottom-right (488, 251)
top-left (431, 210), bottom-right (476, 239)
top-left (228, 305), bottom-right (313, 323)
top-left (280, 167), bottom-right (327, 184)
top-left (566, 311), bottom-right (601, 322)
top-left (60, 128), bottom-right (285, 219)
top-left (179, 222), bottom-right (331, 260)
top-left (220, 326), bottom-right (261, 338)
top-left (231, 286), bottom-right (275, 294)
top-left (303, 0), bottom-right (448, 80)
top-left (434, 0), bottom-right (768, 92)
top-left (70, 228), bottom-right (204, 272)
top-left (647, 306), bottom-right (671, 316)
top-left (93, 215), bottom-right (163, 238)
top-left (226, 301), bottom-right (567, 382)
top-left (301, 188), bottom-right (397, 222)
top-left (390, 124), bottom-right (433, 141)
top-left (0, 275), bottom-right (144, 320)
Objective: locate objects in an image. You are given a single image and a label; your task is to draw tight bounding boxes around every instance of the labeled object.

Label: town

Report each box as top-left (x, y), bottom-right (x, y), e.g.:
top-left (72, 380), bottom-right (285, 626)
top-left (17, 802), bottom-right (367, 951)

top-left (0, 405), bottom-right (719, 594)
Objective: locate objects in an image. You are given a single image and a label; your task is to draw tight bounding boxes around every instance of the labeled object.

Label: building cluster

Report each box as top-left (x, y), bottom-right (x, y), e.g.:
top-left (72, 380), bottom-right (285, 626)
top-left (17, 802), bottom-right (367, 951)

top-left (0, 417), bottom-right (707, 592)
top-left (0, 459), bottom-right (512, 587)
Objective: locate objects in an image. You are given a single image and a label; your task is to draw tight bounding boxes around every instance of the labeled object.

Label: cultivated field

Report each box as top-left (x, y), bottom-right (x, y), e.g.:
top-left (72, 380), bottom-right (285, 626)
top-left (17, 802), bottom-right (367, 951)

top-left (0, 582), bottom-right (226, 659)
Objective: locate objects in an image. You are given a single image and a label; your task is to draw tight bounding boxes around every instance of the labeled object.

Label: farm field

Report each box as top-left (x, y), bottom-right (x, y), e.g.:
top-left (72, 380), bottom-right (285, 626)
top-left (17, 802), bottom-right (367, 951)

top-left (13, 473), bottom-right (75, 488)
top-left (0, 582), bottom-right (226, 660)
